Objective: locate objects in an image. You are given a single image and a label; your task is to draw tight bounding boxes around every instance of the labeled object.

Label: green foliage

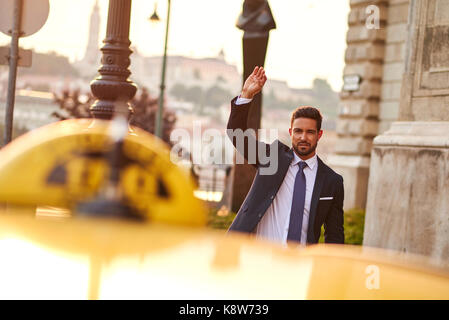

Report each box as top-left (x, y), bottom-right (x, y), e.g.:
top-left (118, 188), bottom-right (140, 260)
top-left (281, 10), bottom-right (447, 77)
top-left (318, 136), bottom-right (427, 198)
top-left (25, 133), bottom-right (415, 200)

top-left (208, 206), bottom-right (366, 245)
top-left (205, 85), bottom-right (232, 108)
top-left (169, 82), bottom-right (233, 114)
top-left (185, 86), bottom-right (204, 105)
top-left (169, 78), bottom-right (338, 120)
top-left (312, 78), bottom-right (333, 95)
top-left (311, 78), bottom-right (339, 119)
top-left (264, 78), bottom-right (339, 120)
top-left (264, 89), bottom-right (298, 110)
top-left (170, 83), bottom-right (187, 100)
top-left (207, 208), bottom-right (237, 230)
top-left (319, 208), bottom-right (365, 245)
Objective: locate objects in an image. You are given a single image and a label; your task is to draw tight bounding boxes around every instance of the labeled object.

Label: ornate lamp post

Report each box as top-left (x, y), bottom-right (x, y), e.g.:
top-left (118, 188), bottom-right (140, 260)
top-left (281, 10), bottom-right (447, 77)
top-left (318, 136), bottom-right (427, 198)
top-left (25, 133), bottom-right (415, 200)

top-left (78, 0), bottom-right (139, 222)
top-left (148, 0), bottom-right (171, 139)
top-left (90, 0), bottom-right (137, 120)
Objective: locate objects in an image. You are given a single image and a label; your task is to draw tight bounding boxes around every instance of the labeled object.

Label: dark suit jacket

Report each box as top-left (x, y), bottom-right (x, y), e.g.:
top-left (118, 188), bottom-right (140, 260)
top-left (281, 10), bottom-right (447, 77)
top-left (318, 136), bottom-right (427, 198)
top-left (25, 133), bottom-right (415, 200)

top-left (227, 97), bottom-right (344, 244)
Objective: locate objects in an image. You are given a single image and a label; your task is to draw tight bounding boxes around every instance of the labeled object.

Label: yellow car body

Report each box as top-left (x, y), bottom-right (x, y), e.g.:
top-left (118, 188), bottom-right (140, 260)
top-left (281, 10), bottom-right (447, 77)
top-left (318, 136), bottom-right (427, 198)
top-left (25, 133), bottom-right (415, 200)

top-left (0, 119), bottom-right (448, 299)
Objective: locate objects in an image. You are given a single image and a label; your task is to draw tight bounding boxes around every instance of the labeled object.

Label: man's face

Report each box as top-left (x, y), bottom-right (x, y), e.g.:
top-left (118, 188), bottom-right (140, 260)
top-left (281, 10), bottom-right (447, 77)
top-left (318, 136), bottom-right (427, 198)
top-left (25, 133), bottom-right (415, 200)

top-left (289, 117), bottom-right (323, 160)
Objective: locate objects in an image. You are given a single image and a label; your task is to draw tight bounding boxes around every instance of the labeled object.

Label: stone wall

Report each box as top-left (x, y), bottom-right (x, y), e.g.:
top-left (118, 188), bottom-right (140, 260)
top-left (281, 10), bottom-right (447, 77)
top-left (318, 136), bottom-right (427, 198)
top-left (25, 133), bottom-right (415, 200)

top-left (364, 0), bottom-right (449, 266)
top-left (331, 0), bottom-right (413, 210)
top-left (329, 0), bottom-right (388, 210)
top-left (364, 122), bottom-right (449, 267)
top-left (378, 0), bottom-right (410, 133)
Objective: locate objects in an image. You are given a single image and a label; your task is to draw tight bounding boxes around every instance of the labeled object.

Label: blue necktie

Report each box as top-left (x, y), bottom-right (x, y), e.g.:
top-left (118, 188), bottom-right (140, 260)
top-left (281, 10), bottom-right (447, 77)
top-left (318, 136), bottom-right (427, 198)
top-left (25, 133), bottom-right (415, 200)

top-left (287, 161), bottom-right (307, 243)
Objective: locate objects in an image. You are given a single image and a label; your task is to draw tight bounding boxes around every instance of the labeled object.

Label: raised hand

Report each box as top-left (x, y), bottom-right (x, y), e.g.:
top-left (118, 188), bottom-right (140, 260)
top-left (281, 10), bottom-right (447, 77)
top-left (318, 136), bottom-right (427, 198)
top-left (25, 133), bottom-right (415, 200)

top-left (241, 66), bottom-right (267, 99)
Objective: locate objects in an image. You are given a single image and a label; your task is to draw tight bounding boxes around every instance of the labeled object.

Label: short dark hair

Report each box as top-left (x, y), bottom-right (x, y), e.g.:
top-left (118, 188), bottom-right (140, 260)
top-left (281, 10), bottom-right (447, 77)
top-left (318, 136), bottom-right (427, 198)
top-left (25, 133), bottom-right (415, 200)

top-left (290, 106), bottom-right (323, 131)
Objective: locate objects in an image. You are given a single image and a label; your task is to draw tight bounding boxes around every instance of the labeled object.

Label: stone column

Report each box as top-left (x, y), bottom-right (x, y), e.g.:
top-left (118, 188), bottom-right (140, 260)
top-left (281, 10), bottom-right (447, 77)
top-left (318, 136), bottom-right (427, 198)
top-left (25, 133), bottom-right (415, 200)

top-left (328, 0), bottom-right (388, 210)
top-left (90, 0), bottom-right (137, 119)
top-left (230, 0), bottom-right (276, 212)
top-left (364, 0), bottom-right (449, 266)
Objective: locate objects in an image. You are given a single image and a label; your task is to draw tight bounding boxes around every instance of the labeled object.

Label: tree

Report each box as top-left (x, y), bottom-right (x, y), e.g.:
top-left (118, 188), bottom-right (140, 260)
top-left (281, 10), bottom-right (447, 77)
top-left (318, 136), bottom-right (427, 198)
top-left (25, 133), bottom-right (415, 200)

top-left (263, 89), bottom-right (298, 110)
top-left (130, 88), bottom-right (177, 144)
top-left (204, 85), bottom-right (232, 108)
top-left (52, 87), bottom-right (177, 144)
top-left (311, 78), bottom-right (339, 119)
top-left (169, 83), bottom-right (233, 113)
top-left (170, 83), bottom-right (187, 101)
top-left (184, 86), bottom-right (204, 105)
top-left (193, 68), bottom-right (202, 80)
top-left (52, 89), bottom-right (93, 119)
top-left (312, 78), bottom-right (333, 96)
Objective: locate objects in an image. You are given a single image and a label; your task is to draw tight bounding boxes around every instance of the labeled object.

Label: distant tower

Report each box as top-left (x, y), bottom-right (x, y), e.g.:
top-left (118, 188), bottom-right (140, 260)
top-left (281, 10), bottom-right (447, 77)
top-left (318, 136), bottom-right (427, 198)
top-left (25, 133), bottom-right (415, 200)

top-left (217, 48), bottom-right (225, 61)
top-left (82, 0), bottom-right (101, 65)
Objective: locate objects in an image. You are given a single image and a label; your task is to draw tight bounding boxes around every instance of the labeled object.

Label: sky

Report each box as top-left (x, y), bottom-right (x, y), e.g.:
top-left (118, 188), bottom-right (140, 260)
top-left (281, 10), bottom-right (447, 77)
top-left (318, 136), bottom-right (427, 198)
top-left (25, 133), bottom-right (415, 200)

top-left (0, 0), bottom-right (350, 90)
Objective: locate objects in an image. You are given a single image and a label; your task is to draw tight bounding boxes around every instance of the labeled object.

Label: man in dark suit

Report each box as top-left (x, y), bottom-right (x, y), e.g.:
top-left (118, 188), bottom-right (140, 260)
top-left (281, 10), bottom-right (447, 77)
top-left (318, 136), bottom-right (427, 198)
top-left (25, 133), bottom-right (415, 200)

top-left (227, 66), bottom-right (344, 245)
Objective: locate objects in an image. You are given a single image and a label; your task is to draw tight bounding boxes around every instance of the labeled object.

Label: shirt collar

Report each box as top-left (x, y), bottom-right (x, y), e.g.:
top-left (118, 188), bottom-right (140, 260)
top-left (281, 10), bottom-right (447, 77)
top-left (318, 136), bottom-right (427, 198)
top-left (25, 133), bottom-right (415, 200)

top-left (291, 151), bottom-right (318, 170)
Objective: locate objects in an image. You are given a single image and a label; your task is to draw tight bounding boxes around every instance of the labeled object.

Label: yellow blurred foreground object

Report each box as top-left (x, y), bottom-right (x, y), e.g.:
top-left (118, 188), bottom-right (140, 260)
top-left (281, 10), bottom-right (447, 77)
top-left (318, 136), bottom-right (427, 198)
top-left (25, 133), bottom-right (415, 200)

top-left (0, 119), bottom-right (206, 226)
top-left (0, 119), bottom-right (448, 300)
top-left (1, 214), bottom-right (449, 300)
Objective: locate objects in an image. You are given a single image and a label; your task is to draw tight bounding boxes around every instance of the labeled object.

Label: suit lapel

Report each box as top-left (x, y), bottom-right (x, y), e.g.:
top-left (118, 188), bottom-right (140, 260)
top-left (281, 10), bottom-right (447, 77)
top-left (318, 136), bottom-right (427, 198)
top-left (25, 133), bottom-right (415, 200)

top-left (271, 147), bottom-right (293, 193)
top-left (307, 156), bottom-right (325, 243)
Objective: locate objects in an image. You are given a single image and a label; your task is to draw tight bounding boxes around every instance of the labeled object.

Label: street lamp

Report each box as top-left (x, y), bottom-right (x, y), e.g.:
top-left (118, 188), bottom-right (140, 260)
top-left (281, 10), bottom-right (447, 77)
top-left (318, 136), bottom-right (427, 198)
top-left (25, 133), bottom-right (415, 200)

top-left (149, 3), bottom-right (160, 22)
top-left (148, 0), bottom-right (171, 139)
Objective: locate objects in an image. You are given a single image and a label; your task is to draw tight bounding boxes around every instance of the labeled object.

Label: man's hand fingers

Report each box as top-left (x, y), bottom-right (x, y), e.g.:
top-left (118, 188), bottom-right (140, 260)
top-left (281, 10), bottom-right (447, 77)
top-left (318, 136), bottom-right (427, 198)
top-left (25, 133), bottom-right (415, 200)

top-left (258, 69), bottom-right (266, 83)
top-left (252, 66), bottom-right (259, 76)
top-left (256, 67), bottom-right (264, 78)
top-left (241, 66), bottom-right (266, 98)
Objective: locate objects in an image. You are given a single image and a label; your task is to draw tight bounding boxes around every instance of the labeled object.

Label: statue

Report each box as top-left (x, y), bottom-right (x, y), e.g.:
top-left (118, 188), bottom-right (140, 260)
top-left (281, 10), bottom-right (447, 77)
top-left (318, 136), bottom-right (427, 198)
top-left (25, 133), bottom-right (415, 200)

top-left (236, 0), bottom-right (276, 38)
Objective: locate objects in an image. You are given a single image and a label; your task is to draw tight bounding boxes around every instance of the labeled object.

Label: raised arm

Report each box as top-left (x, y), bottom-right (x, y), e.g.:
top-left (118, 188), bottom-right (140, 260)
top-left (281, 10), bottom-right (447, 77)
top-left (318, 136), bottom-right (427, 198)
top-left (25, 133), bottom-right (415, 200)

top-left (227, 66), bottom-right (270, 168)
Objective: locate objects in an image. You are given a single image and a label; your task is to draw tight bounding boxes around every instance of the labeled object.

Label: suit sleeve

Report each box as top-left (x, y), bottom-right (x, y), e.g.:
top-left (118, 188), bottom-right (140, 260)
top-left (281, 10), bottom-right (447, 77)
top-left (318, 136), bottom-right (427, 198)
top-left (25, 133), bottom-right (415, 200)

top-left (227, 96), bottom-right (269, 168)
top-left (324, 175), bottom-right (345, 244)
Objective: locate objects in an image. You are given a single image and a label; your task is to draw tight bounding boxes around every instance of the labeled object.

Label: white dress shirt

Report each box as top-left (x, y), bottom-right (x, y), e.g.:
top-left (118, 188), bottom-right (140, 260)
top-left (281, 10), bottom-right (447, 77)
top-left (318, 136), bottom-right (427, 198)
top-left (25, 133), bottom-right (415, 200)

top-left (235, 96), bottom-right (318, 246)
top-left (256, 152), bottom-right (318, 246)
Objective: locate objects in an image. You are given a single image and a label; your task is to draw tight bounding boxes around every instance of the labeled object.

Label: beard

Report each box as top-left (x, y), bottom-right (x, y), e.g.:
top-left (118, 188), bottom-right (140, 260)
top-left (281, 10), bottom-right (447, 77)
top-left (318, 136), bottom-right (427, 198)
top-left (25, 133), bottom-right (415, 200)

top-left (293, 141), bottom-right (317, 157)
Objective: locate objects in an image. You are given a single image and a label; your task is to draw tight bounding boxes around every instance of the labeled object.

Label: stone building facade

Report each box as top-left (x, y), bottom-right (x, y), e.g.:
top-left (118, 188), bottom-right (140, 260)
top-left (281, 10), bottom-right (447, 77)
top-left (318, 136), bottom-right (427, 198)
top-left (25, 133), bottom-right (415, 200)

top-left (329, 0), bottom-right (389, 210)
top-left (329, 0), bottom-right (412, 210)
top-left (334, 0), bottom-right (449, 266)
